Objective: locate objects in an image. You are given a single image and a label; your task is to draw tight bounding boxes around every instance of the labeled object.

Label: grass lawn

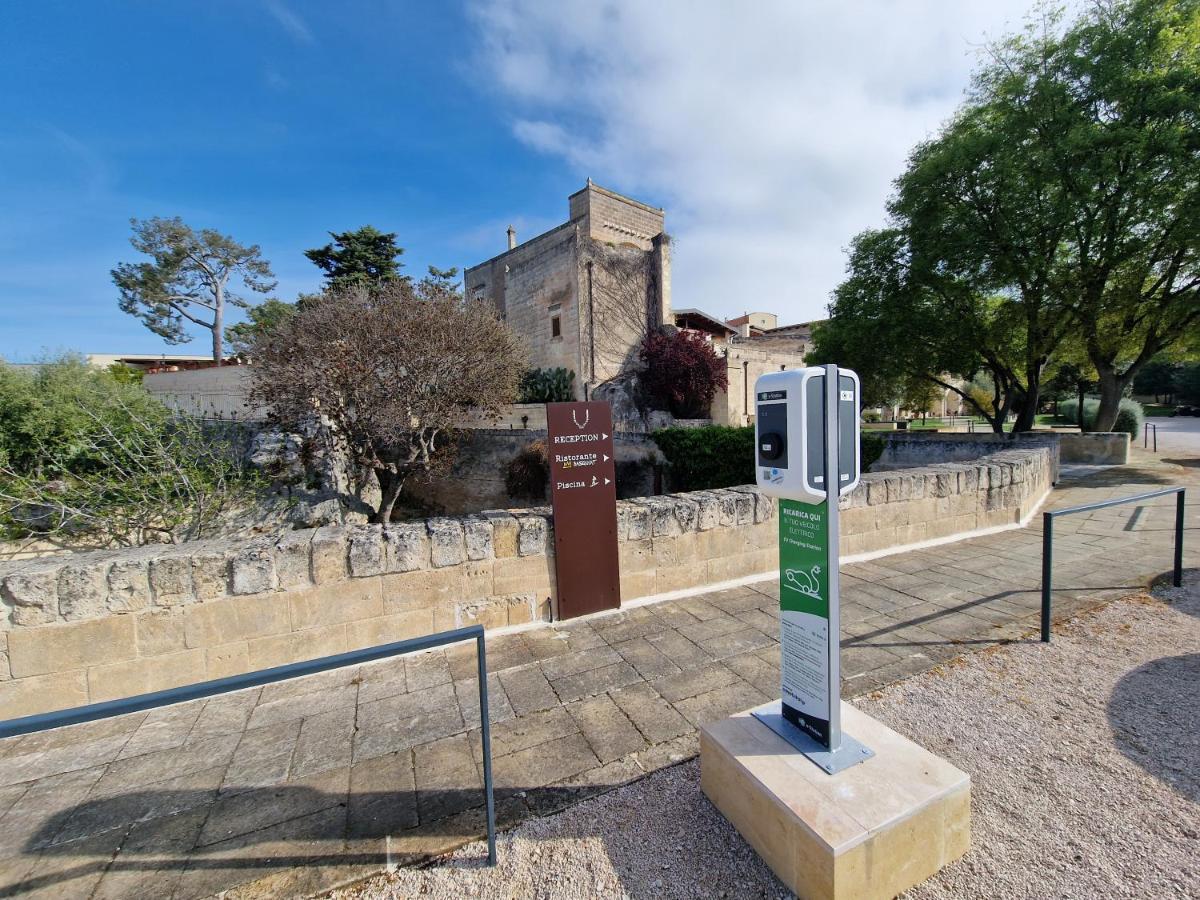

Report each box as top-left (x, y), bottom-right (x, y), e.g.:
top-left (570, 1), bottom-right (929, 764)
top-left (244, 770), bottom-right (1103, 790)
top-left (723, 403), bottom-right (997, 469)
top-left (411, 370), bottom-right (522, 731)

top-left (1143, 404), bottom-right (1175, 417)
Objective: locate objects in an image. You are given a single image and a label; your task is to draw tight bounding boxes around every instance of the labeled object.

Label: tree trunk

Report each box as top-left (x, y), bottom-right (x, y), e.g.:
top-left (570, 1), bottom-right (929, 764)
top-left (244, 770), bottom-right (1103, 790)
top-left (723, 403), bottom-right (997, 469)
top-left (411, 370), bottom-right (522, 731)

top-left (212, 283), bottom-right (224, 366)
top-left (373, 469), bottom-right (404, 524)
top-left (1012, 381), bottom-right (1040, 433)
top-left (1093, 367), bottom-right (1126, 432)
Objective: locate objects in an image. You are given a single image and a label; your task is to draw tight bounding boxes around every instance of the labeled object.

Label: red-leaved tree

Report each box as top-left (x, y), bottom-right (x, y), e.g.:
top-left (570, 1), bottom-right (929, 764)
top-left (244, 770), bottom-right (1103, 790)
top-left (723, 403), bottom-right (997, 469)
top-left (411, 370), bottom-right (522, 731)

top-left (640, 330), bottom-right (728, 419)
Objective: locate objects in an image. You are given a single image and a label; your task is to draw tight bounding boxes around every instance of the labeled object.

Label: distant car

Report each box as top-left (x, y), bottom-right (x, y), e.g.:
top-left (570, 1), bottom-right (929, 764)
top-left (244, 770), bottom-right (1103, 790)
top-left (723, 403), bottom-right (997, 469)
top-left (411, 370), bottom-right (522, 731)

top-left (1173, 405), bottom-right (1200, 417)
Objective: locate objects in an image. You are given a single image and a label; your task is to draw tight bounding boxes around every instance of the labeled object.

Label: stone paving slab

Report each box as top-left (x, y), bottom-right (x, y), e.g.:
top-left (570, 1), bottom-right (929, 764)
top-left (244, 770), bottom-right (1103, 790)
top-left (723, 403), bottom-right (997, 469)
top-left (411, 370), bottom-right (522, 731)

top-left (0, 461), bottom-right (1195, 898)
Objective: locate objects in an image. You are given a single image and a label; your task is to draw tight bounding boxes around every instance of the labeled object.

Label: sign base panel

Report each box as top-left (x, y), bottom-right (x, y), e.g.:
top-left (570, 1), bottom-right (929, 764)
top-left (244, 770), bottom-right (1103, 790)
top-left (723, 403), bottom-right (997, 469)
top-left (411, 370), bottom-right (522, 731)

top-left (751, 701), bottom-right (874, 775)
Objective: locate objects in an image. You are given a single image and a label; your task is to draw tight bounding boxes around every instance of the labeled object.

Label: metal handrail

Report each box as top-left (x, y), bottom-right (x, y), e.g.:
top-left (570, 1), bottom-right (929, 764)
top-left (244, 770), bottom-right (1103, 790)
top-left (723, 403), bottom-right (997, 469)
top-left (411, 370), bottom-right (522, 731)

top-left (0, 623), bottom-right (498, 865)
top-left (1041, 487), bottom-right (1185, 643)
top-left (1144, 422), bottom-right (1158, 451)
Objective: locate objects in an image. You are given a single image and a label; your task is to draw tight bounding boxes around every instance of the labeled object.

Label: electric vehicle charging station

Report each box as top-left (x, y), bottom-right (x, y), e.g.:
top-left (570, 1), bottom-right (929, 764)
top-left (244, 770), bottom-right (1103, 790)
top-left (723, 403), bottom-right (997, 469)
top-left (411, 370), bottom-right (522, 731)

top-left (752, 364), bottom-right (874, 774)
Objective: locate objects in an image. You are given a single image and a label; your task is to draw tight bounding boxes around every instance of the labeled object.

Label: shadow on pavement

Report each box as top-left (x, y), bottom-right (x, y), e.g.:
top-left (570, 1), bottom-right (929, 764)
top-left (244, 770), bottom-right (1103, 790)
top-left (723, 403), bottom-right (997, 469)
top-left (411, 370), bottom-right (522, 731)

top-left (9, 779), bottom-right (616, 896)
top-left (1106, 652), bottom-right (1200, 805)
top-left (1161, 457), bottom-right (1200, 469)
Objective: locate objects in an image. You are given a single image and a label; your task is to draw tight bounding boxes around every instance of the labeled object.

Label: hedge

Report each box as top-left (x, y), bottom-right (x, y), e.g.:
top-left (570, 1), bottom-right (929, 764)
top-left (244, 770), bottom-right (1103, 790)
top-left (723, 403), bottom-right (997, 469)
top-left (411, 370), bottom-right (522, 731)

top-left (653, 425), bottom-right (886, 492)
top-left (1058, 398), bottom-right (1144, 438)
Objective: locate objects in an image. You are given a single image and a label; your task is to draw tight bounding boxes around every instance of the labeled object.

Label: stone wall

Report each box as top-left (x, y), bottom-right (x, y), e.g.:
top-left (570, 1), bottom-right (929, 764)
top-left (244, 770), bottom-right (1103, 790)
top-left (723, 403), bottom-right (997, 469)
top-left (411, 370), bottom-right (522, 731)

top-left (713, 343), bottom-right (808, 426)
top-left (875, 430), bottom-right (1130, 472)
top-left (1057, 432), bottom-right (1130, 464)
top-left (143, 366), bottom-right (264, 422)
top-left (570, 182), bottom-right (665, 250)
top-left (0, 448), bottom-right (1052, 718)
top-left (461, 403), bottom-right (550, 431)
top-left (875, 433), bottom-right (1060, 477)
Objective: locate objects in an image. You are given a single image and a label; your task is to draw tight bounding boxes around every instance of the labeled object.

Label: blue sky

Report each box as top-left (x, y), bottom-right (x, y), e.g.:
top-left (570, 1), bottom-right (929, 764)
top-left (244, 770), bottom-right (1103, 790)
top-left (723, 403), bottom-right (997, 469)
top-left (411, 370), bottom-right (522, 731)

top-left (0, 1), bottom-right (1043, 361)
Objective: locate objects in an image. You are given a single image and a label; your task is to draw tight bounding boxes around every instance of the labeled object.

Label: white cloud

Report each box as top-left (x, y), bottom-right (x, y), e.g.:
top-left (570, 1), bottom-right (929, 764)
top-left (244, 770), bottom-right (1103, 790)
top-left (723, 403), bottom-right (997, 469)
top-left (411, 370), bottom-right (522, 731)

top-left (467, 0), bottom-right (1050, 324)
top-left (264, 0), bottom-right (314, 45)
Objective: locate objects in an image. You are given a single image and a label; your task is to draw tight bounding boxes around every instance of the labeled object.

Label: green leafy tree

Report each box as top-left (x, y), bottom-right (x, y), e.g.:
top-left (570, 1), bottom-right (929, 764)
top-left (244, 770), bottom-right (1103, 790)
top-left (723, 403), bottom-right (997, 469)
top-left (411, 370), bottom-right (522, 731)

top-left (810, 229), bottom-right (1028, 432)
top-left (304, 225), bottom-right (407, 291)
top-left (976, 0), bottom-right (1200, 431)
top-left (1178, 362), bottom-right (1200, 404)
top-left (112, 217), bottom-right (276, 365)
top-left (1132, 358), bottom-right (1181, 403)
top-left (225, 298), bottom-right (297, 357)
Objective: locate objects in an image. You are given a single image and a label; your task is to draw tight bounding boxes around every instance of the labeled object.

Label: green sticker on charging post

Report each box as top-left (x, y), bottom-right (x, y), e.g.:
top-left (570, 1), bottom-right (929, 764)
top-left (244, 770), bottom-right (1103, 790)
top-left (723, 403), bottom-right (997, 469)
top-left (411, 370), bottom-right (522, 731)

top-left (778, 499), bottom-right (829, 617)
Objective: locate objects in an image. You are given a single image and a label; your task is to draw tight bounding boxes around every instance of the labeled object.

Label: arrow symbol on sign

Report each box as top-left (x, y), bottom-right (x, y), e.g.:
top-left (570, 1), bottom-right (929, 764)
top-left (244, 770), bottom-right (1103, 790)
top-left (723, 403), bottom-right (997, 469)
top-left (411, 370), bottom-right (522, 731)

top-left (602, 433), bottom-right (609, 440)
top-left (603, 454), bottom-right (610, 462)
top-left (604, 477), bottom-right (611, 485)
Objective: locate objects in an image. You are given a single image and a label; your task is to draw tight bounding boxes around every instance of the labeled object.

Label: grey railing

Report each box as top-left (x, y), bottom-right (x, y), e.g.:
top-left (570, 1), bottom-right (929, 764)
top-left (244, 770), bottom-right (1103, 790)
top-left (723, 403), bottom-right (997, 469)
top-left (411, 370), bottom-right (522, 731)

top-left (1144, 422), bottom-right (1158, 451)
top-left (0, 623), bottom-right (498, 865)
top-left (1041, 487), bottom-right (1185, 643)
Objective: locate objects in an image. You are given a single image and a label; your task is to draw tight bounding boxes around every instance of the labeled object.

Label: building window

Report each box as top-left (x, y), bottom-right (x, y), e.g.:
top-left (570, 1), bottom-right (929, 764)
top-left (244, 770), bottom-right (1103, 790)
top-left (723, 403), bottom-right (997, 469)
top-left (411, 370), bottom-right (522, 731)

top-left (551, 315), bottom-right (561, 338)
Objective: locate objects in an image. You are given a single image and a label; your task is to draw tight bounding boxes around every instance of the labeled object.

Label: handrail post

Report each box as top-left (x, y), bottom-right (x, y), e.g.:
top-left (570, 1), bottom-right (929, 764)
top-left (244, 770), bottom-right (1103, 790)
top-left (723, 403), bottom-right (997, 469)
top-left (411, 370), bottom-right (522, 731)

top-left (1175, 489), bottom-right (1185, 588)
top-left (1041, 513), bottom-right (1053, 643)
top-left (476, 633), bottom-right (497, 865)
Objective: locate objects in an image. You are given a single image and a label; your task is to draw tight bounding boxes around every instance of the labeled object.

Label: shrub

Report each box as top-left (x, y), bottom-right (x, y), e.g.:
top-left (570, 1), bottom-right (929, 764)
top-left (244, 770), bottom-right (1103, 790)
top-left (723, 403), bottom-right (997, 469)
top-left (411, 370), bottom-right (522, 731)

top-left (518, 367), bottom-right (575, 403)
top-left (861, 410), bottom-right (881, 423)
top-left (655, 425), bottom-right (888, 491)
top-left (1058, 398), bottom-right (1144, 438)
top-left (652, 426), bottom-right (755, 491)
top-left (0, 355), bottom-right (256, 545)
top-left (861, 433), bottom-right (885, 470)
top-left (640, 330), bottom-right (728, 419)
top-left (505, 440), bottom-right (549, 500)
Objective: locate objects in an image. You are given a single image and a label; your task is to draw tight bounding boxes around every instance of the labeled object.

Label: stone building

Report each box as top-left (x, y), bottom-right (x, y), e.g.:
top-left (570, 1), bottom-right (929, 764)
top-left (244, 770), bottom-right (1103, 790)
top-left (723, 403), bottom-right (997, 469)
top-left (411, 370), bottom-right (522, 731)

top-left (465, 182), bottom-right (816, 425)
top-left (464, 181), bottom-right (672, 400)
top-left (671, 308), bottom-right (818, 426)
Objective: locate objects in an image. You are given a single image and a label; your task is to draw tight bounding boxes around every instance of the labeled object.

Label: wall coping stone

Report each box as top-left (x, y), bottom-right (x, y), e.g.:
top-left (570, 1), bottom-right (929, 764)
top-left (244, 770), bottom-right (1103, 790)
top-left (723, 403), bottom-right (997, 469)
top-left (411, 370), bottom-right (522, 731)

top-left (0, 447), bottom-right (1053, 634)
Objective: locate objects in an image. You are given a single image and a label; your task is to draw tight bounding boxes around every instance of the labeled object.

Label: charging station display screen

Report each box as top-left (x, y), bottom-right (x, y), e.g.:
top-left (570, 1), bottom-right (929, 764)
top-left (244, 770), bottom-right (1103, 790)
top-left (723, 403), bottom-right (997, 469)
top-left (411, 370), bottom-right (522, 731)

top-left (756, 399), bottom-right (788, 470)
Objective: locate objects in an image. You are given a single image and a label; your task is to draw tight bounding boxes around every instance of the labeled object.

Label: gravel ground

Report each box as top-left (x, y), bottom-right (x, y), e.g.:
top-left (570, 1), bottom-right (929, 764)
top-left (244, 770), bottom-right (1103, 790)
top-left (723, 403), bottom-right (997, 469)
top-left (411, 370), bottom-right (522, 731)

top-left (335, 574), bottom-right (1200, 900)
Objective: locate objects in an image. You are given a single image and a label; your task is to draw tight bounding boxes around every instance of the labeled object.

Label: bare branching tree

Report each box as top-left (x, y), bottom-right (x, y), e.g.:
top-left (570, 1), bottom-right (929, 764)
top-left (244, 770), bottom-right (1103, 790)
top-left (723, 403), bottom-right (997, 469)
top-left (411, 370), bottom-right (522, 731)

top-left (249, 275), bottom-right (527, 523)
top-left (582, 240), bottom-right (664, 379)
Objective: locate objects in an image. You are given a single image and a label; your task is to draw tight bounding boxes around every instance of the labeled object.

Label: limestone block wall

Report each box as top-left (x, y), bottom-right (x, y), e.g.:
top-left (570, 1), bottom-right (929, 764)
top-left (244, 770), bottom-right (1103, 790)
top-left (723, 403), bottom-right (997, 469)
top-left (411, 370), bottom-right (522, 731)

top-left (1057, 432), bottom-right (1129, 464)
top-left (569, 182), bottom-right (665, 250)
top-left (875, 433), bottom-right (1061, 480)
top-left (713, 343), bottom-right (809, 426)
top-left (143, 367), bottom-right (265, 422)
top-left (0, 448), bottom-right (1051, 718)
top-left (460, 404), bottom-right (549, 431)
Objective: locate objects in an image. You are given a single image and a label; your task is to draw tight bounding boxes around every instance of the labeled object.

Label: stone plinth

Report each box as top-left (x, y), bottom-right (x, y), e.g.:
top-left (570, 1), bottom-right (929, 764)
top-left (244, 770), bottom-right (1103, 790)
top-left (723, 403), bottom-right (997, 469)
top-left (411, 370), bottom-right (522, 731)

top-left (700, 702), bottom-right (970, 900)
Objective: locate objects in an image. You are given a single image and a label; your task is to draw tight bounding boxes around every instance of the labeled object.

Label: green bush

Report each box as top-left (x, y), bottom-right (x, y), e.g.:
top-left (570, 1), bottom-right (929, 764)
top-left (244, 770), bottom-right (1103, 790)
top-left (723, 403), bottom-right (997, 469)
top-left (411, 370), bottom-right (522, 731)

top-left (1058, 397), bottom-right (1144, 438)
top-left (652, 426), bottom-right (755, 492)
top-left (518, 367), bottom-right (575, 403)
top-left (861, 433), bottom-right (885, 470)
top-left (654, 425), bottom-right (888, 491)
top-left (0, 354), bottom-right (257, 545)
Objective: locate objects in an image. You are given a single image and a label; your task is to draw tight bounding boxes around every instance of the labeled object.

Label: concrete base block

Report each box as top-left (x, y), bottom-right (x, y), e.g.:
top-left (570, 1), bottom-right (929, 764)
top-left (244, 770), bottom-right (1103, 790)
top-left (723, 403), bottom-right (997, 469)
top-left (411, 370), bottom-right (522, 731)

top-left (700, 701), bottom-right (970, 900)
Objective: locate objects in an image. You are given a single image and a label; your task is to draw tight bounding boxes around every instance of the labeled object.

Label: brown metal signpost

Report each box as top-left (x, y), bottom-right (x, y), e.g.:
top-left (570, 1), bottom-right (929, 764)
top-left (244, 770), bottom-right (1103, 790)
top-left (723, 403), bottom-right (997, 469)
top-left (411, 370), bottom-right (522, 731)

top-left (546, 401), bottom-right (621, 619)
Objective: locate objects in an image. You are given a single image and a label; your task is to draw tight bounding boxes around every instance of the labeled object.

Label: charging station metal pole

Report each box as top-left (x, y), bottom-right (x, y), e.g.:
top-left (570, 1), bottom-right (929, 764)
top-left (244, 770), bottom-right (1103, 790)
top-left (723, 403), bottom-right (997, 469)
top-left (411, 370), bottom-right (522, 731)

top-left (822, 363), bottom-right (842, 752)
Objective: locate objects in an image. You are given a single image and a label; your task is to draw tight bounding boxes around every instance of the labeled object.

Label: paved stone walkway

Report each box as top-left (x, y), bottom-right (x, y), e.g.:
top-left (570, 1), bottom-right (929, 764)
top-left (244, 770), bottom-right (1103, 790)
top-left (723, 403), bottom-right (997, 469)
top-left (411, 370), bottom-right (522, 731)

top-left (0, 454), bottom-right (1195, 899)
